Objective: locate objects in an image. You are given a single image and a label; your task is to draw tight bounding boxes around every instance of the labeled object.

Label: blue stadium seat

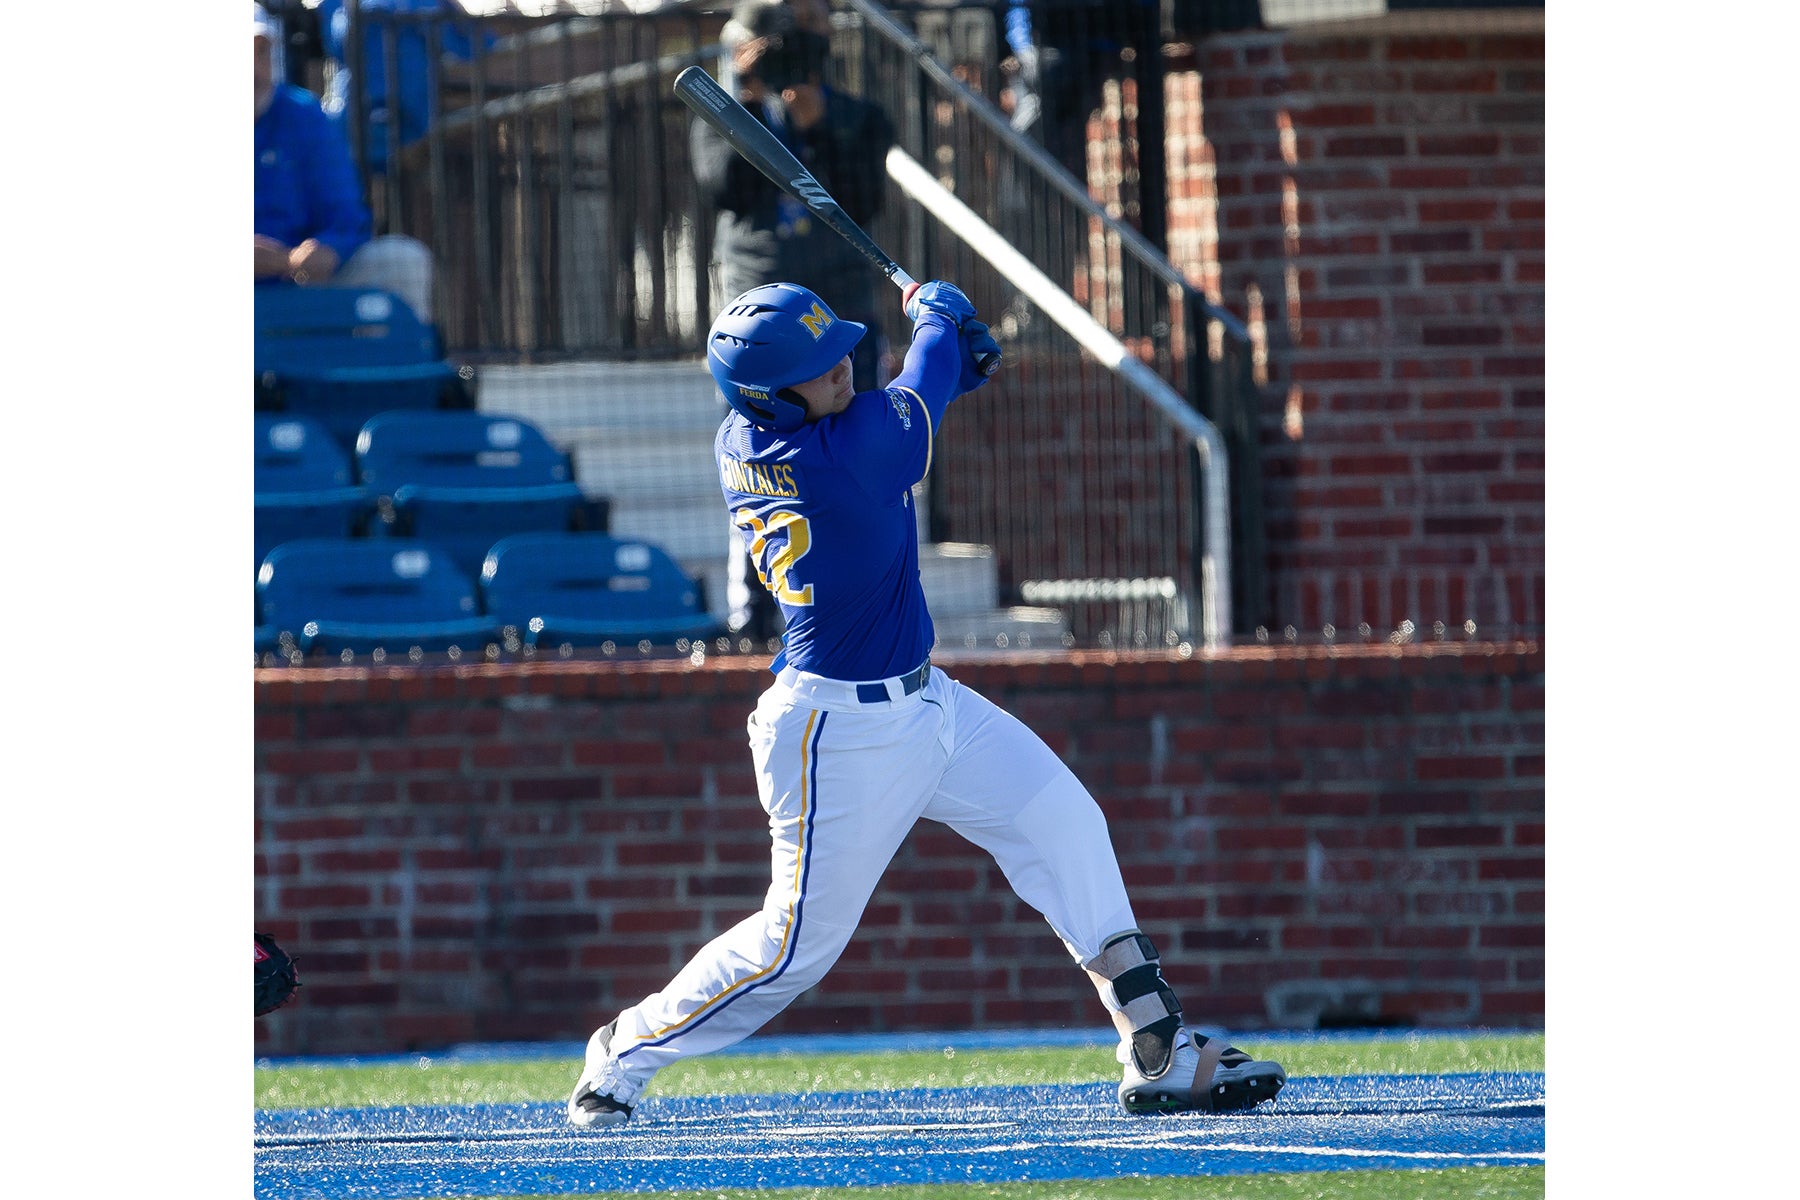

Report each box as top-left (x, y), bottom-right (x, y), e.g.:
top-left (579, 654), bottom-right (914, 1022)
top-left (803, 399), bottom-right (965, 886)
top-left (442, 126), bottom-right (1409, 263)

top-left (355, 411), bottom-right (588, 577)
top-left (256, 538), bottom-right (499, 656)
top-left (255, 286), bottom-right (465, 449)
top-left (480, 532), bottom-right (724, 647)
top-left (254, 414), bottom-right (371, 571)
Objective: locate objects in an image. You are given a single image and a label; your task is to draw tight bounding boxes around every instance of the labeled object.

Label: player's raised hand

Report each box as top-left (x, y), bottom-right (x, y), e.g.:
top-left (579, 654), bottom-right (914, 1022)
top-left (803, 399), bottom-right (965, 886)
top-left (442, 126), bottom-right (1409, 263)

top-left (958, 320), bottom-right (1002, 390)
top-left (903, 280), bottom-right (976, 327)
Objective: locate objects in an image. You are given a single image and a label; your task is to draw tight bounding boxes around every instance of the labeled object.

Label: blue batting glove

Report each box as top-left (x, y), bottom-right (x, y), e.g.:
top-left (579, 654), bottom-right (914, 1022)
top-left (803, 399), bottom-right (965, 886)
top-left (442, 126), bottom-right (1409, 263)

top-left (957, 320), bottom-right (1002, 393)
top-left (904, 280), bottom-right (976, 327)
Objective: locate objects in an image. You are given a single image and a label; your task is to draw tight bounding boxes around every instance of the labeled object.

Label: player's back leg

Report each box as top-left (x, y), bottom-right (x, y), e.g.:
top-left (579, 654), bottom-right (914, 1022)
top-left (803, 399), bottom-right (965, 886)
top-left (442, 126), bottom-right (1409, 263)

top-left (571, 690), bottom-right (952, 1125)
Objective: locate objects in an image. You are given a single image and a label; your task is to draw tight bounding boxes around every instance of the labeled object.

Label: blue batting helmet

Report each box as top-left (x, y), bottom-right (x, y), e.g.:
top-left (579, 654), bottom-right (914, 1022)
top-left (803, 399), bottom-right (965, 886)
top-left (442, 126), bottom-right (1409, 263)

top-left (707, 283), bottom-right (866, 431)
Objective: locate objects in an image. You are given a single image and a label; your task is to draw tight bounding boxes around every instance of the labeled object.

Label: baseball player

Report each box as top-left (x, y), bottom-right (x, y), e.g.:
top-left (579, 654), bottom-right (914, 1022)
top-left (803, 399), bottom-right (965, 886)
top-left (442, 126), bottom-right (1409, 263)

top-left (567, 281), bottom-right (1285, 1126)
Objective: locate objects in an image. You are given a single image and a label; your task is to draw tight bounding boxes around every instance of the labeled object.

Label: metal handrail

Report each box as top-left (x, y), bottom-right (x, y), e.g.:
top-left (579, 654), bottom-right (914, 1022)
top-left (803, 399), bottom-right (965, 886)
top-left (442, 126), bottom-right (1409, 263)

top-left (884, 147), bottom-right (1232, 647)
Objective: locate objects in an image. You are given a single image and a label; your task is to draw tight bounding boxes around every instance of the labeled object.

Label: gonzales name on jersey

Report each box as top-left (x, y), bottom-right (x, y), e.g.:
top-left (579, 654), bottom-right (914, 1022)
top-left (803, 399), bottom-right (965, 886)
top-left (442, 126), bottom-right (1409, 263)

top-left (714, 314), bottom-right (969, 683)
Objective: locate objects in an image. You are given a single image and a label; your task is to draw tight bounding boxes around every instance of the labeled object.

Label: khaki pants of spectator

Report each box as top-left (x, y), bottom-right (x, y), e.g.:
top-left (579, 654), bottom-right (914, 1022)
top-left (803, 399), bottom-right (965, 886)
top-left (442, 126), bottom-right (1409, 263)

top-left (335, 235), bottom-right (435, 323)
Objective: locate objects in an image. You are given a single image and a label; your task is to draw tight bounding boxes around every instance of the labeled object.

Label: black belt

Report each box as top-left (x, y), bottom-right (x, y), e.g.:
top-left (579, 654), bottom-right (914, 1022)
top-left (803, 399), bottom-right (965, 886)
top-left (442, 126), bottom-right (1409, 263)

top-left (854, 661), bottom-right (931, 704)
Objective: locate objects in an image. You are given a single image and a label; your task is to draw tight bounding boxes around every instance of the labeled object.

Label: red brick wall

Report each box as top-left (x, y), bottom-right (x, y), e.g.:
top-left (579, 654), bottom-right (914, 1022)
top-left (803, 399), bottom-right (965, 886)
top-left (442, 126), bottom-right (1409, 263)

top-left (1155, 20), bottom-right (1544, 635)
top-left (255, 642), bottom-right (1543, 1055)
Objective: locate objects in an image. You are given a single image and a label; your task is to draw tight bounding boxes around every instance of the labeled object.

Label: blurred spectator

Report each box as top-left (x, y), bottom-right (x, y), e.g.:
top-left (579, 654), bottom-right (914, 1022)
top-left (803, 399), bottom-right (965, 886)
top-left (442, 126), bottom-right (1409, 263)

top-left (693, 0), bottom-right (898, 641)
top-left (692, 0), bottom-right (895, 393)
top-left (314, 0), bottom-right (489, 175)
top-left (1000, 0), bottom-right (1160, 194)
top-left (254, 4), bottom-right (437, 322)
top-left (1003, 1), bottom-right (1044, 136)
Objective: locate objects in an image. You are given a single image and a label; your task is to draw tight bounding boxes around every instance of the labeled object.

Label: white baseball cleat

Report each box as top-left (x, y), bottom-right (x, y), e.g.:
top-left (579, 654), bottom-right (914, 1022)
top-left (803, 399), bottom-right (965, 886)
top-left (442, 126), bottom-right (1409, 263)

top-left (1119, 1027), bottom-right (1286, 1114)
top-left (567, 1021), bottom-right (645, 1128)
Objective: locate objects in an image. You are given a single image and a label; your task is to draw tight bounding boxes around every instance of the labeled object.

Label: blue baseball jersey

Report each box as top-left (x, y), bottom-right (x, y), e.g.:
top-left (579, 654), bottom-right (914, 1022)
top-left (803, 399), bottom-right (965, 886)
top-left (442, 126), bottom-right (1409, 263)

top-left (716, 312), bottom-right (966, 681)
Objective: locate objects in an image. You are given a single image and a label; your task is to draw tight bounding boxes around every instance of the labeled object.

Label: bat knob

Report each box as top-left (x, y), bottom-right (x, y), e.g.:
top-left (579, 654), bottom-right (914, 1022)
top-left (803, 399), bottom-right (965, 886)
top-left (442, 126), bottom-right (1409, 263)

top-left (976, 350), bottom-right (1002, 377)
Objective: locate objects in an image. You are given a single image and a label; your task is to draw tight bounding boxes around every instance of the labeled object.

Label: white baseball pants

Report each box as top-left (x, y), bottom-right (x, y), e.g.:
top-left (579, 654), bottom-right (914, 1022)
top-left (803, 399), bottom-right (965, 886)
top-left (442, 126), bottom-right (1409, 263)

top-left (604, 663), bottom-right (1139, 1086)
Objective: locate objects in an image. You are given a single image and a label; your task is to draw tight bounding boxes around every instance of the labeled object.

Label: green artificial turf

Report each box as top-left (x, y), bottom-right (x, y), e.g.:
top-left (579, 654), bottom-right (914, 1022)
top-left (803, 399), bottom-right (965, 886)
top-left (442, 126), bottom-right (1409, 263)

top-left (254, 1032), bottom-right (1542, 1111)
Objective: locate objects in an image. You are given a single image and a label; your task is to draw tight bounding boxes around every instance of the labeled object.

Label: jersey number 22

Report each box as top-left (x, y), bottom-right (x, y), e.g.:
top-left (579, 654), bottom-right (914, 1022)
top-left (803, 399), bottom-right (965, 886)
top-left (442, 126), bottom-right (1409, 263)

top-left (734, 508), bottom-right (814, 606)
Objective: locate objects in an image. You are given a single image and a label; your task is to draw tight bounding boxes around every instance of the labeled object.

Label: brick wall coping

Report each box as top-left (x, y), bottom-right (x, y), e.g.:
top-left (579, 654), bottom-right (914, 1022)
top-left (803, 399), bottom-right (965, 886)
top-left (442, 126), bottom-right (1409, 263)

top-left (253, 639), bottom-right (1542, 705)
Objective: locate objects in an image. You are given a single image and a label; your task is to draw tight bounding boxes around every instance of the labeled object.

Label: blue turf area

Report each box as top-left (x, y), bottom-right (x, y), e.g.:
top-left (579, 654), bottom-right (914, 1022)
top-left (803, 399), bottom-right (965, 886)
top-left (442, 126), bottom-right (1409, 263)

top-left (254, 1072), bottom-right (1545, 1199)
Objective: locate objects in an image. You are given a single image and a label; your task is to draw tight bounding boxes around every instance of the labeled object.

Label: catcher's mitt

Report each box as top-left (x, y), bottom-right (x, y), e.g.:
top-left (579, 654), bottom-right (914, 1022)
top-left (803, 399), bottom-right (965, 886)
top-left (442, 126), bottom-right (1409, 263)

top-left (255, 932), bottom-right (301, 1017)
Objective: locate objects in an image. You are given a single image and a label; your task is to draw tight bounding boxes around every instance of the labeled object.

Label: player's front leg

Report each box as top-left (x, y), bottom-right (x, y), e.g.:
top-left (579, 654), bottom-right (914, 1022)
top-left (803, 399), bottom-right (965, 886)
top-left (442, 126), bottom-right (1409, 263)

top-left (569, 892), bottom-right (834, 1128)
top-left (568, 1018), bottom-right (638, 1127)
top-left (568, 811), bottom-right (839, 1124)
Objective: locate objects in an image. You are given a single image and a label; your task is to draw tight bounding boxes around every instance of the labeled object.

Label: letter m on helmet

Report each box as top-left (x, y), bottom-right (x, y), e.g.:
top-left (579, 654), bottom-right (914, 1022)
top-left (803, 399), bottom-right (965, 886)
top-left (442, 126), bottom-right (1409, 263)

top-left (799, 303), bottom-right (833, 339)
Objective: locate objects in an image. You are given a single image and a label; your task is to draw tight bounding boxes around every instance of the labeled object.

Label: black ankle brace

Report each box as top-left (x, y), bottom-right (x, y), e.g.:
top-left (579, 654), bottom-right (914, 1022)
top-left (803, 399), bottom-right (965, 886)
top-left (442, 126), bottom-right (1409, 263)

top-left (1089, 930), bottom-right (1184, 1077)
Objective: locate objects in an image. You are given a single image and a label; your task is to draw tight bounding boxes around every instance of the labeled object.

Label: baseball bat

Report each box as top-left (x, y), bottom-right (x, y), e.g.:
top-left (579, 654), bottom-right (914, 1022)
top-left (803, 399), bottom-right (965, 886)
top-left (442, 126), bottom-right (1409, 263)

top-left (673, 64), bottom-right (1000, 376)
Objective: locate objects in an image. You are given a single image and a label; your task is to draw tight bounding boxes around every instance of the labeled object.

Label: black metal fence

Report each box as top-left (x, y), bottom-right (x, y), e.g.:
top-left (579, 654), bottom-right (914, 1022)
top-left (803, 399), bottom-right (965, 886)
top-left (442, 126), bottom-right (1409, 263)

top-left (274, 0), bottom-right (1288, 643)
top-left (339, 5), bottom-right (728, 359)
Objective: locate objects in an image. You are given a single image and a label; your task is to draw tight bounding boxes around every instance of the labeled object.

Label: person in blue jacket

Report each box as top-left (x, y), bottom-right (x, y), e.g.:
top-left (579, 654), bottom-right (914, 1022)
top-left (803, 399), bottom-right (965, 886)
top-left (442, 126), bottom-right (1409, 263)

top-left (253, 4), bottom-right (436, 321)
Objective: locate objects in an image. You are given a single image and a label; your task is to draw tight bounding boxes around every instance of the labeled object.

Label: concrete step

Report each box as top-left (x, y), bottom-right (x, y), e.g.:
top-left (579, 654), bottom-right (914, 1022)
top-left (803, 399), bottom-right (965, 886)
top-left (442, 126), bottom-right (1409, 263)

top-left (917, 542), bottom-right (999, 617)
top-left (474, 360), bottom-right (721, 435)
top-left (932, 606), bottom-right (1069, 651)
top-left (567, 429), bottom-right (720, 504)
top-left (469, 362), bottom-right (1071, 643)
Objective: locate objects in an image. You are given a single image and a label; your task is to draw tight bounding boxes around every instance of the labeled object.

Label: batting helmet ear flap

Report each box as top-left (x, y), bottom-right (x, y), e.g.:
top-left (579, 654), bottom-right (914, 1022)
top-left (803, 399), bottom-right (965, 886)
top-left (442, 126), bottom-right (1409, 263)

top-left (727, 378), bottom-right (793, 428)
top-left (708, 331), bottom-right (812, 431)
